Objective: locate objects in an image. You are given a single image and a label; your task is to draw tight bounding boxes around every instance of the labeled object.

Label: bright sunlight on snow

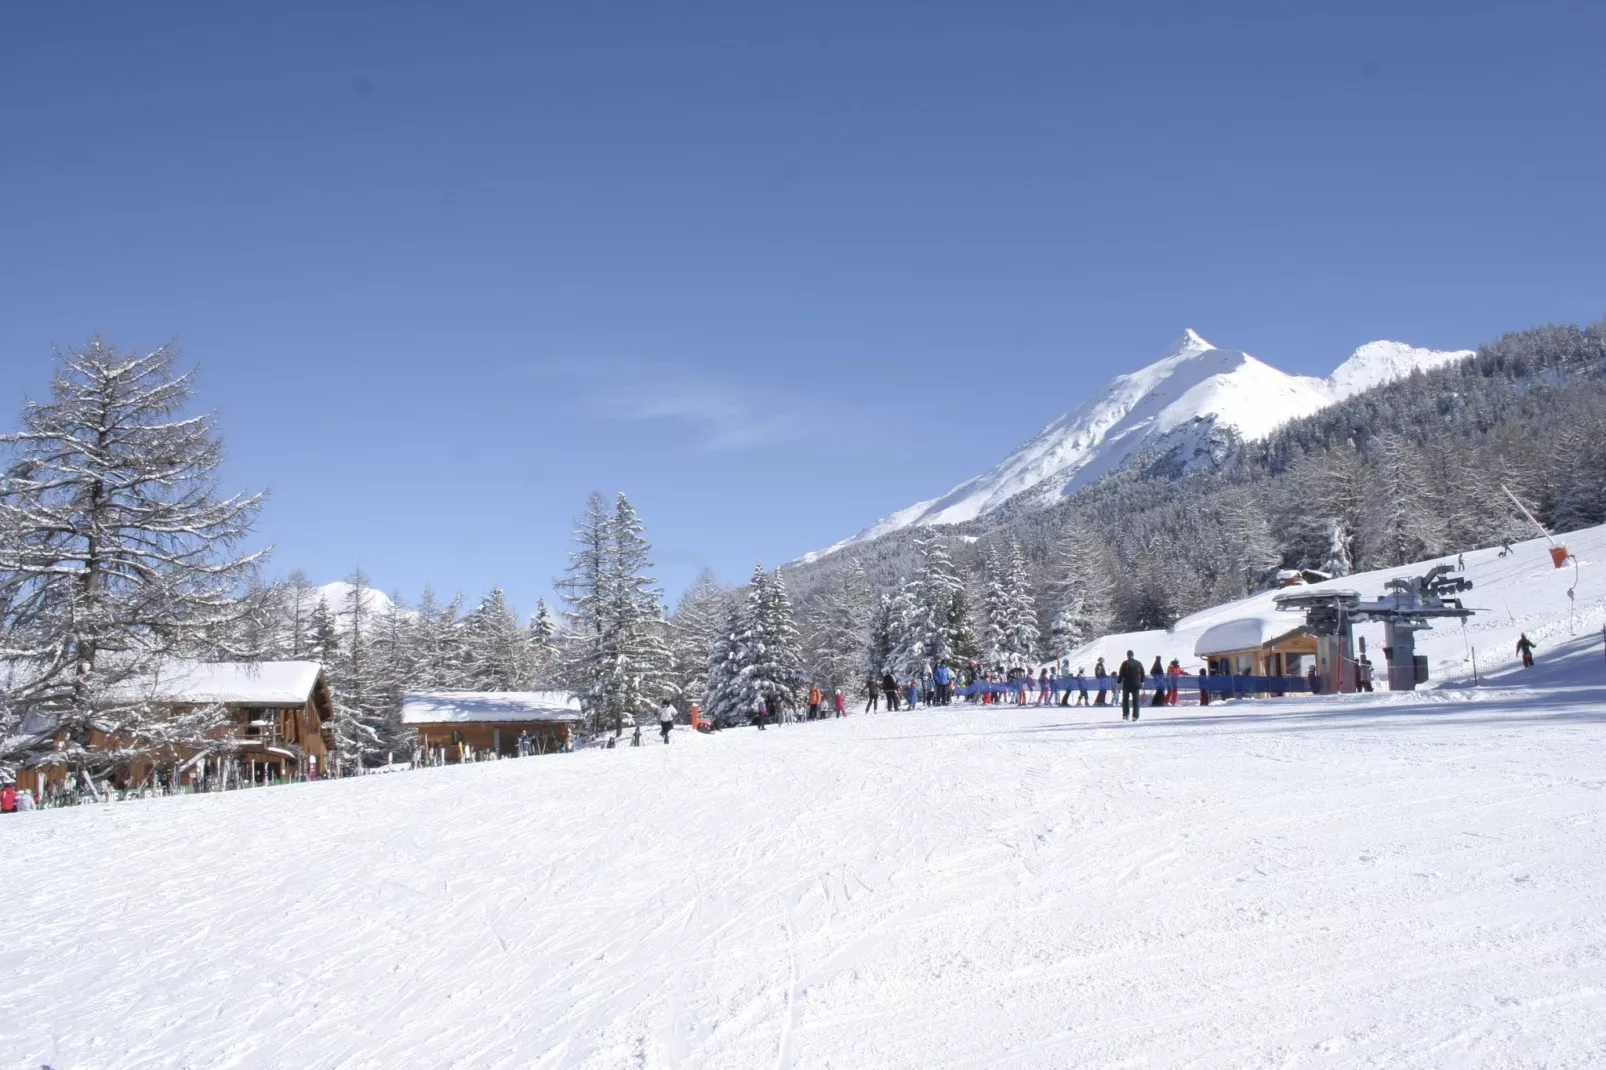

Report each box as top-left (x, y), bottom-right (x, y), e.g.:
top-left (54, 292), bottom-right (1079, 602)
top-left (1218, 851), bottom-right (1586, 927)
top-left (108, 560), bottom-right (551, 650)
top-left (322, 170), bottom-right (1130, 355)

top-left (3, 530), bottom-right (1604, 1069)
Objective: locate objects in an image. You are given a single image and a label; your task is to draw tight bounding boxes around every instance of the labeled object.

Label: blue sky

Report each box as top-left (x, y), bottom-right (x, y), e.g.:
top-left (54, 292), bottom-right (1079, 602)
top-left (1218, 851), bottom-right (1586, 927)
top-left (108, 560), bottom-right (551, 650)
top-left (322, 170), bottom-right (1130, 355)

top-left (2, 1), bottom-right (1602, 618)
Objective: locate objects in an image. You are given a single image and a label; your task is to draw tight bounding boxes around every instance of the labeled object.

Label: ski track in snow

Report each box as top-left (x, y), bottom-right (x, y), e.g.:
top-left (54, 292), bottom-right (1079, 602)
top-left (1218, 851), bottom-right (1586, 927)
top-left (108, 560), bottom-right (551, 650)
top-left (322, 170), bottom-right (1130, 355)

top-left (4, 659), bottom-right (1606, 1069)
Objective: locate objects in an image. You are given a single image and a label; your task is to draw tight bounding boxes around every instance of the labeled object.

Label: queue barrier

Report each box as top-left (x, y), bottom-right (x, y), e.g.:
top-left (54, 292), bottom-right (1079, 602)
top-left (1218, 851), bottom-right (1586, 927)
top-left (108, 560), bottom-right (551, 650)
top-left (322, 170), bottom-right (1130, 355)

top-left (955, 674), bottom-right (1319, 699)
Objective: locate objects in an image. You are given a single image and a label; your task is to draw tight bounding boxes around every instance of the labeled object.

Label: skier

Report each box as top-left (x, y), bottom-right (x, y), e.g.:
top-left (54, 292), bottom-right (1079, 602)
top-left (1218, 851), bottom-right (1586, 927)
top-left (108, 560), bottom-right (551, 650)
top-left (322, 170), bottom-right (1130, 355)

top-left (934, 662), bottom-right (953, 705)
top-left (1457, 552), bottom-right (1466, 572)
top-left (865, 674), bottom-right (880, 713)
top-left (0, 780), bottom-right (15, 814)
top-left (1076, 669), bottom-right (1090, 706)
top-left (807, 684), bottom-right (822, 721)
top-left (631, 723), bottom-right (643, 747)
top-left (905, 680), bottom-right (920, 710)
top-left (881, 672), bottom-right (901, 711)
top-left (659, 702), bottom-right (676, 743)
top-left (754, 697), bottom-right (768, 730)
top-left (1037, 668), bottom-right (1052, 706)
top-left (1166, 659), bottom-right (1183, 705)
top-left (1198, 667), bottom-right (1210, 706)
top-left (1094, 657), bottom-right (1109, 706)
top-left (1150, 656), bottom-right (1166, 707)
top-left (1307, 664), bottom-right (1321, 694)
top-left (833, 688), bottom-right (847, 718)
top-left (1516, 633), bottom-right (1537, 668)
top-left (1117, 651), bottom-right (1146, 721)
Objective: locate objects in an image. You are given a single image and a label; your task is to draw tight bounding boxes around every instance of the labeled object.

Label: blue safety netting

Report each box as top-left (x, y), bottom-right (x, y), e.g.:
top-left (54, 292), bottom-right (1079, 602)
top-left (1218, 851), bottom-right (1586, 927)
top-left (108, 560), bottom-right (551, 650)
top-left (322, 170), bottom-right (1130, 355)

top-left (953, 674), bottom-right (1317, 698)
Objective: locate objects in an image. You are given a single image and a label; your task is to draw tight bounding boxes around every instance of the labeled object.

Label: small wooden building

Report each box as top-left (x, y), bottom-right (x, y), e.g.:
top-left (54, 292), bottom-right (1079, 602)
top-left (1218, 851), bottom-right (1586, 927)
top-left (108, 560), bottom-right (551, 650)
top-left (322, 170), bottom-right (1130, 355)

top-left (402, 691), bottom-right (581, 762)
top-left (1194, 617), bottom-right (1317, 677)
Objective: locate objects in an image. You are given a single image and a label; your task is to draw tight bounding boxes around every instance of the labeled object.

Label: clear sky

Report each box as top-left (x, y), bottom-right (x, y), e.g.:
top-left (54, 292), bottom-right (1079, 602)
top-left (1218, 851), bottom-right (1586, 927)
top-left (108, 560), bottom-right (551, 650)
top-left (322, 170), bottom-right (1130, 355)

top-left (2, 1), bottom-right (1602, 619)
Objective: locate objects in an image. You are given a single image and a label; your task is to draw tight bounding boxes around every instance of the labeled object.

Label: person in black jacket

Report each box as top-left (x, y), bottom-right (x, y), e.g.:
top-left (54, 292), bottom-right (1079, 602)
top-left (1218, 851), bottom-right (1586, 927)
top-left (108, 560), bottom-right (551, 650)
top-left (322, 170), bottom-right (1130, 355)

top-left (1149, 656), bottom-right (1166, 706)
top-left (881, 672), bottom-right (901, 711)
top-left (1117, 650), bottom-right (1146, 721)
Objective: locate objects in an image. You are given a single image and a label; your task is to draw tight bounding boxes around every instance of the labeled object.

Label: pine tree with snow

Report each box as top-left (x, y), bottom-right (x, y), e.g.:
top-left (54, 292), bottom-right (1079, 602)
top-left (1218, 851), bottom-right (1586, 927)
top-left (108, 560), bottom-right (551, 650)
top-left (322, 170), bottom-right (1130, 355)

top-left (1045, 517), bottom-right (1113, 656)
top-left (1002, 538), bottom-right (1040, 663)
top-left (668, 570), bottom-right (731, 709)
top-left (324, 571), bottom-right (386, 766)
top-left (526, 597), bottom-right (559, 688)
top-left (889, 533), bottom-right (971, 678)
top-left (703, 564), bottom-right (804, 725)
top-left (802, 558), bottom-right (872, 692)
top-left (0, 342), bottom-right (265, 778)
top-left (556, 493), bottom-right (671, 735)
top-left (462, 586), bottom-right (527, 691)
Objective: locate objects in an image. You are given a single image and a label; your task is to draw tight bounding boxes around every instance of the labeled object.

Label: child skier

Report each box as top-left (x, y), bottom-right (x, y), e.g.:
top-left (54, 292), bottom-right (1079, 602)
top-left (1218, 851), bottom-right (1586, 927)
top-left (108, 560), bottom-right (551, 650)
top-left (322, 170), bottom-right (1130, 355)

top-left (1516, 633), bottom-right (1537, 668)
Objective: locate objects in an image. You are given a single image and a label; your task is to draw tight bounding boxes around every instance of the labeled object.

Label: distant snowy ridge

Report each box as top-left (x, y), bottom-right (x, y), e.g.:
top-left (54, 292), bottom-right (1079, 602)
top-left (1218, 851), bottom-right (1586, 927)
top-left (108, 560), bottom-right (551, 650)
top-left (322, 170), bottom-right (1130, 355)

top-left (800, 331), bottom-right (1471, 562)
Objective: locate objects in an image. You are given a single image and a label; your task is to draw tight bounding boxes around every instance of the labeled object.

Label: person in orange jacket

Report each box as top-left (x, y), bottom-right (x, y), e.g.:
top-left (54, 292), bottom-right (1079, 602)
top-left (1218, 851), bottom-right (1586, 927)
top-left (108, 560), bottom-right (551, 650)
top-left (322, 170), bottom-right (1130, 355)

top-left (807, 684), bottom-right (823, 720)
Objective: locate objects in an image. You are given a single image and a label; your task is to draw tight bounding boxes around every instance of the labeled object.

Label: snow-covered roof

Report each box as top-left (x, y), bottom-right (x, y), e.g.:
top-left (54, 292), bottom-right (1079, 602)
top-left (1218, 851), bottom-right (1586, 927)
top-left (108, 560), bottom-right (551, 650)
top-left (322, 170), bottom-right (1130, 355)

top-left (401, 691), bottom-right (582, 725)
top-left (1194, 618), bottom-right (1307, 657)
top-left (123, 661), bottom-right (325, 706)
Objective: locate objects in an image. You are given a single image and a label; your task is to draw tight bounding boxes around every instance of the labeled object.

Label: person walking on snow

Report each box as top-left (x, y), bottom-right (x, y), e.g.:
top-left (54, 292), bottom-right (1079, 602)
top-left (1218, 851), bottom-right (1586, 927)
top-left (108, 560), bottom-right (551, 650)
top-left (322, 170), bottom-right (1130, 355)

top-left (807, 684), bottom-right (822, 721)
top-left (1094, 658), bottom-right (1109, 706)
top-left (865, 675), bottom-right (880, 713)
top-left (1150, 656), bottom-right (1167, 706)
top-left (882, 672), bottom-right (901, 711)
top-left (906, 680), bottom-right (920, 710)
top-left (1077, 669), bottom-right (1090, 706)
top-left (659, 702), bottom-right (676, 743)
top-left (1117, 651), bottom-right (1146, 721)
top-left (834, 688), bottom-right (847, 717)
top-left (1516, 633), bottom-right (1537, 668)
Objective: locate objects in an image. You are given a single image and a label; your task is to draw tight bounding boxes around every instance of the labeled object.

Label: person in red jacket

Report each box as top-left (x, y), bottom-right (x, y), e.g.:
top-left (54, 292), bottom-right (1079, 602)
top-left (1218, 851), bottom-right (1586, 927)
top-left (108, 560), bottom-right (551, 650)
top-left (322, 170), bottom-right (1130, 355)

top-left (833, 688), bottom-right (847, 718)
top-left (1166, 659), bottom-right (1183, 705)
top-left (0, 781), bottom-right (17, 814)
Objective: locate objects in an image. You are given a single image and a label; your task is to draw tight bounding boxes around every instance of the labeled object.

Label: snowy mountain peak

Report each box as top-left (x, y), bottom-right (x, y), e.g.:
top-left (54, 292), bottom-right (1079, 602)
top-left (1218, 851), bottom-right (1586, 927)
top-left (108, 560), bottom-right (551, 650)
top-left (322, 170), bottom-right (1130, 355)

top-left (1168, 328), bottom-right (1215, 355)
top-left (801, 331), bottom-right (1474, 563)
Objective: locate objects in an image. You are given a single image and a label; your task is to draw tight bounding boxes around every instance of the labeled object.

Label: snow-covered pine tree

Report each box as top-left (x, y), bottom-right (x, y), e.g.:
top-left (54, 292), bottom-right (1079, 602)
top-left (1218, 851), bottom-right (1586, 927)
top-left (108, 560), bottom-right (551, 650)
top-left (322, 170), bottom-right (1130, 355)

top-left (801, 558), bottom-right (872, 693)
top-left (1045, 517), bottom-right (1113, 657)
top-left (462, 586), bottom-right (527, 691)
top-left (1001, 538), bottom-right (1040, 664)
top-left (889, 533), bottom-right (970, 679)
top-left (751, 565), bottom-right (805, 715)
top-left (1360, 433), bottom-right (1447, 568)
top-left (864, 592), bottom-right (896, 679)
top-left (526, 597), bottom-right (558, 687)
top-left (667, 570), bottom-right (730, 710)
top-left (0, 342), bottom-right (265, 779)
top-left (980, 541), bottom-right (1010, 666)
top-left (701, 601), bottom-right (746, 727)
top-left (324, 571), bottom-right (385, 767)
top-left (556, 493), bottom-right (671, 735)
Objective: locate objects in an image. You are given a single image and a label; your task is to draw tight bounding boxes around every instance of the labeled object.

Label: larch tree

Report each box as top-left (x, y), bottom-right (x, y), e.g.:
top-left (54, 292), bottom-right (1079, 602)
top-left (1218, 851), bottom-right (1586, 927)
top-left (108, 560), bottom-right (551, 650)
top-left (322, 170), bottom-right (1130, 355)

top-left (0, 342), bottom-right (264, 780)
top-left (556, 493), bottom-right (670, 735)
top-left (1045, 517), bottom-right (1112, 657)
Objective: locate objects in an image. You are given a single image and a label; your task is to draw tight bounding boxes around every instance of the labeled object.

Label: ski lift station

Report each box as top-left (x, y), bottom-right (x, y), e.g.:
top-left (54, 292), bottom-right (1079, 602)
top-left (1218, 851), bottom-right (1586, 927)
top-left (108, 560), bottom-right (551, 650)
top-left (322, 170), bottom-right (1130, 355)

top-left (1194, 565), bottom-right (1478, 694)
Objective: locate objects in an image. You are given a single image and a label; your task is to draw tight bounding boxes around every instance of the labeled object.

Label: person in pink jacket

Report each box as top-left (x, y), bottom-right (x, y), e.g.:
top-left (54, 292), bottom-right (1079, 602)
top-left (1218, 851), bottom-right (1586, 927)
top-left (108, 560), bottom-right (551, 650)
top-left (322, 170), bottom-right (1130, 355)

top-left (833, 689), bottom-right (847, 718)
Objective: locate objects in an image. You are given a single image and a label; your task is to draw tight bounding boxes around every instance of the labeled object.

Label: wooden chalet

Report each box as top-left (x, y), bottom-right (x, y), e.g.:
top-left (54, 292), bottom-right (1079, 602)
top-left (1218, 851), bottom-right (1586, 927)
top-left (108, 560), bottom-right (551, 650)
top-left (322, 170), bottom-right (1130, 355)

top-left (402, 691), bottom-right (581, 761)
top-left (12, 660), bottom-right (335, 796)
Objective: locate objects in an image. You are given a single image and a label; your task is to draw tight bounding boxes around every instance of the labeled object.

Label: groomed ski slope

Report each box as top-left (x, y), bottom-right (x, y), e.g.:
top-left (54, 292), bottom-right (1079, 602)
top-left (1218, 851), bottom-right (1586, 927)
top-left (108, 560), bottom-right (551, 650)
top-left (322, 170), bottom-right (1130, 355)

top-left (3, 537), bottom-right (1605, 1068)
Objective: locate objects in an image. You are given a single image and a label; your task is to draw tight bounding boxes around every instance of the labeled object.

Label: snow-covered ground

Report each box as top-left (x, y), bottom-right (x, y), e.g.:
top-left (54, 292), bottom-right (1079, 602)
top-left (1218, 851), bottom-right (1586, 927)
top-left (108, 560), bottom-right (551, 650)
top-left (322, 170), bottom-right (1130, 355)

top-left (1066, 524), bottom-right (1606, 686)
top-left (4, 658), bottom-right (1606, 1065)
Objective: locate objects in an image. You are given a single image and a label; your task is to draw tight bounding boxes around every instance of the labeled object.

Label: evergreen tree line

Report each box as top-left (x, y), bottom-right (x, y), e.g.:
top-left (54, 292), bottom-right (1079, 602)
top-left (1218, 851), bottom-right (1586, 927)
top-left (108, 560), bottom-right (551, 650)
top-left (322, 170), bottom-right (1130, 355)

top-left (779, 316), bottom-right (1606, 673)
